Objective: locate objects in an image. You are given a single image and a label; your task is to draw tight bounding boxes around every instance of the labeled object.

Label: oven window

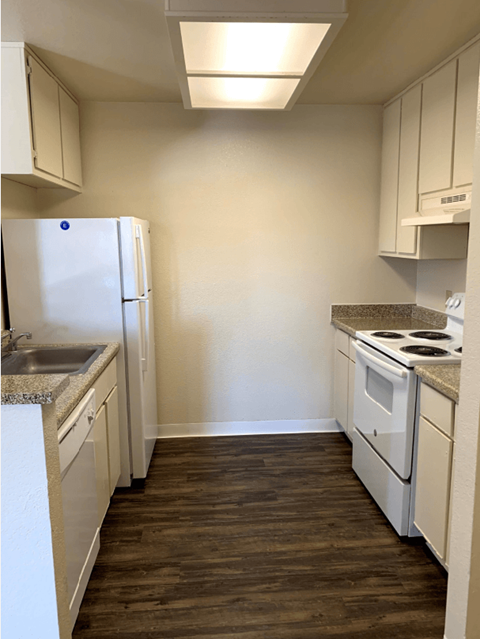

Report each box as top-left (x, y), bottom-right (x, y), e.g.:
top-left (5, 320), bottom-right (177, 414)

top-left (366, 366), bottom-right (394, 413)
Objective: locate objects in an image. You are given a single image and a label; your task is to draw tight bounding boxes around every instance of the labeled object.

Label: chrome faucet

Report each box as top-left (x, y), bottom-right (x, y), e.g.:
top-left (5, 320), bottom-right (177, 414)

top-left (3, 328), bottom-right (33, 354)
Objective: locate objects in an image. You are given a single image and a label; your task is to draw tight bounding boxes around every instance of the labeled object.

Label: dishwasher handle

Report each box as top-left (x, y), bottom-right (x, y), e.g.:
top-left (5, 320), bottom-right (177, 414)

top-left (352, 341), bottom-right (407, 379)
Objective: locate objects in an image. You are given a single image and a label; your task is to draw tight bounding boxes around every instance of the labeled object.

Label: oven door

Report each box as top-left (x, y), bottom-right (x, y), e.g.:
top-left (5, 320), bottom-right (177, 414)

top-left (353, 341), bottom-right (416, 480)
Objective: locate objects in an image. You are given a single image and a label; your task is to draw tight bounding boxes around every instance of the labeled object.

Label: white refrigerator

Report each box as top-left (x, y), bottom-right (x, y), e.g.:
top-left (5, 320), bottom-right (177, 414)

top-left (2, 217), bottom-right (158, 486)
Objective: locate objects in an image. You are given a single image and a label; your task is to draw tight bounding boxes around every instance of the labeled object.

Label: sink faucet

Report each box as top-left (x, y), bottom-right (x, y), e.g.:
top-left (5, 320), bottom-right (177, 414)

top-left (3, 329), bottom-right (33, 354)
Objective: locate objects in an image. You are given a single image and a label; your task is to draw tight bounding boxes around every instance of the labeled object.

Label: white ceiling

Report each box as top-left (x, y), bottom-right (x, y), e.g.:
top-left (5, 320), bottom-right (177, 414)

top-left (2, 0), bottom-right (480, 105)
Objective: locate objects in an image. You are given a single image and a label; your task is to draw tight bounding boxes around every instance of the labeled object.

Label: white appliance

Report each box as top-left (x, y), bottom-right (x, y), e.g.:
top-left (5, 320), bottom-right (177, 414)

top-left (402, 190), bottom-right (471, 226)
top-left (58, 388), bottom-right (99, 629)
top-left (352, 293), bottom-right (465, 536)
top-left (2, 217), bottom-right (158, 485)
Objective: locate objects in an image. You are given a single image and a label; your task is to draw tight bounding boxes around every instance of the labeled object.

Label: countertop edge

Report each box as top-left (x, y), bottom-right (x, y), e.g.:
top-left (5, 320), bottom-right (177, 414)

top-left (1, 374), bottom-right (71, 405)
top-left (414, 364), bottom-right (461, 403)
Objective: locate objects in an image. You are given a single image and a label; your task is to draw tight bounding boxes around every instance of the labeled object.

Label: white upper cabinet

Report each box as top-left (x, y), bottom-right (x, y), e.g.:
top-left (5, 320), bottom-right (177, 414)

top-left (378, 100), bottom-right (401, 254)
top-left (419, 60), bottom-right (457, 195)
top-left (59, 88), bottom-right (83, 186)
top-left (397, 84), bottom-right (422, 255)
top-left (1, 42), bottom-right (82, 191)
top-left (453, 42), bottom-right (480, 188)
top-left (378, 38), bottom-right (479, 259)
top-left (29, 56), bottom-right (64, 178)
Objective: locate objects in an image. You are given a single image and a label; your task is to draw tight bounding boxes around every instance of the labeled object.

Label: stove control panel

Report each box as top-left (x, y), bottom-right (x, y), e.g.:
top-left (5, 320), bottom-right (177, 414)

top-left (445, 292), bottom-right (465, 319)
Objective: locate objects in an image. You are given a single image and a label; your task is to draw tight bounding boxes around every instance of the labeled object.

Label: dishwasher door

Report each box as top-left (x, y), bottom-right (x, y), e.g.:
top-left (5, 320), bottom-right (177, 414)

top-left (58, 388), bottom-right (100, 629)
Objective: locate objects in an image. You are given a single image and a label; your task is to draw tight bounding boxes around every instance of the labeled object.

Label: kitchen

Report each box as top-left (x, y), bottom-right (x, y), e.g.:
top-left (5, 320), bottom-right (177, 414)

top-left (1, 1), bottom-right (480, 638)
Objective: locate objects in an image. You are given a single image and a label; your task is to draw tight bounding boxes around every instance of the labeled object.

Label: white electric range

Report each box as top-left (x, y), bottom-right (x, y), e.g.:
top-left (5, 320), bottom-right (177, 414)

top-left (351, 293), bottom-right (464, 537)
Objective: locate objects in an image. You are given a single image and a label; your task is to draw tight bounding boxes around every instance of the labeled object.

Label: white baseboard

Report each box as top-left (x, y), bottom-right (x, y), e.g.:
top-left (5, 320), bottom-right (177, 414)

top-left (157, 418), bottom-right (341, 439)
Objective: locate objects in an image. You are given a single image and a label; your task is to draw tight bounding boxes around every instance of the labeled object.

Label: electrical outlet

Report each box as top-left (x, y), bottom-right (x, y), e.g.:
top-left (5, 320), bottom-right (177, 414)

top-left (446, 290), bottom-right (453, 302)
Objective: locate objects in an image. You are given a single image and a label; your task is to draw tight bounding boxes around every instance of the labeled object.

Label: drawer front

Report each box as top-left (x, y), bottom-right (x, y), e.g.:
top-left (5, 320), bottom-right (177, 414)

top-left (93, 358), bottom-right (117, 411)
top-left (420, 382), bottom-right (455, 438)
top-left (335, 329), bottom-right (350, 357)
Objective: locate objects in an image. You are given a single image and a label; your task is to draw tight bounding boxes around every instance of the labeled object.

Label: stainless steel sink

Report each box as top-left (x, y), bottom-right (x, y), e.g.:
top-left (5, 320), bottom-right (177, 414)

top-left (1, 345), bottom-right (107, 376)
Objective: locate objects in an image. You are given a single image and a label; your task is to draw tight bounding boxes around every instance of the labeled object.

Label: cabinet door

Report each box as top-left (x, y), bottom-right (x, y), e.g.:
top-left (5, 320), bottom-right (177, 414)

top-left (379, 99), bottom-right (401, 253)
top-left (445, 444), bottom-right (456, 569)
top-left (453, 42), bottom-right (480, 188)
top-left (397, 85), bottom-right (421, 255)
top-left (59, 88), bottom-right (82, 186)
top-left (346, 358), bottom-right (355, 439)
top-left (93, 404), bottom-right (110, 526)
top-left (334, 349), bottom-right (349, 431)
top-left (419, 60), bottom-right (457, 194)
top-left (105, 386), bottom-right (121, 496)
top-left (28, 56), bottom-right (63, 178)
top-left (414, 416), bottom-right (453, 560)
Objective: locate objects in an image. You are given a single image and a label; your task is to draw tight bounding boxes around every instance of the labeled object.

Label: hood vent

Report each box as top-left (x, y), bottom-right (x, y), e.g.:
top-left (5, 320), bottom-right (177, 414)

top-left (441, 193), bottom-right (467, 205)
top-left (401, 190), bottom-right (471, 227)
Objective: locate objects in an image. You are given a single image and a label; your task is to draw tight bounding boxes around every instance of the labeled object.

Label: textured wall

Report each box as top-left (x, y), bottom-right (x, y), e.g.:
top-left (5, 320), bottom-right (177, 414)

top-left (37, 103), bottom-right (417, 425)
top-left (1, 177), bottom-right (38, 219)
top-left (444, 97), bottom-right (480, 639)
top-left (1, 178), bottom-right (39, 328)
top-left (416, 259), bottom-right (468, 311)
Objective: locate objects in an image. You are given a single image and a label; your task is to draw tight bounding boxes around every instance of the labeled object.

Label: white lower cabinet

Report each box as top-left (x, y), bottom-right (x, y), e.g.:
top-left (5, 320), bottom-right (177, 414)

top-left (93, 404), bottom-right (111, 526)
top-left (347, 359), bottom-right (356, 439)
top-left (92, 357), bottom-right (121, 525)
top-left (334, 349), bottom-right (349, 431)
top-left (334, 329), bottom-right (356, 441)
top-left (105, 386), bottom-right (121, 496)
top-left (414, 416), bottom-right (453, 560)
top-left (414, 382), bottom-right (456, 565)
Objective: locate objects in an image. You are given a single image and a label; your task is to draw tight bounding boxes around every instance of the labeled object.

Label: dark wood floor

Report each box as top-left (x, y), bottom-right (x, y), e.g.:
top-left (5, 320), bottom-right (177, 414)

top-left (73, 434), bottom-right (447, 639)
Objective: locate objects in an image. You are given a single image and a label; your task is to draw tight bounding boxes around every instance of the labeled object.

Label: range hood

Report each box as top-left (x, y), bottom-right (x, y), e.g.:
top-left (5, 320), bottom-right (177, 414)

top-left (401, 191), bottom-right (471, 227)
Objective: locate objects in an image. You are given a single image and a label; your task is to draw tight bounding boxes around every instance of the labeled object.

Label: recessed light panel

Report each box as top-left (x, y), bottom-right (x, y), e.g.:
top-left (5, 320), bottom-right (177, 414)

top-left (188, 76), bottom-right (300, 109)
top-left (180, 22), bottom-right (331, 75)
top-left (165, 0), bottom-right (348, 110)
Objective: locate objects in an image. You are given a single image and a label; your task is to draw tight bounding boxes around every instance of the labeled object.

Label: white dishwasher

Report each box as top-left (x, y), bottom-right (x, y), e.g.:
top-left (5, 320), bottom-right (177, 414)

top-left (58, 387), bottom-right (100, 630)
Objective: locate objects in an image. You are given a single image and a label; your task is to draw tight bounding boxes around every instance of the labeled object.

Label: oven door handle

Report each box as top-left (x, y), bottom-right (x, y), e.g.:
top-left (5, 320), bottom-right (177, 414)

top-left (352, 342), bottom-right (407, 379)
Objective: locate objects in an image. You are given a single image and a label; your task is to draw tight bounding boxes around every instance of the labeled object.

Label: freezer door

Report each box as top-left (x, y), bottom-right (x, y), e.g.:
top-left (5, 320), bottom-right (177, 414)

top-left (119, 217), bottom-right (153, 299)
top-left (2, 218), bottom-right (124, 343)
top-left (123, 297), bottom-right (158, 478)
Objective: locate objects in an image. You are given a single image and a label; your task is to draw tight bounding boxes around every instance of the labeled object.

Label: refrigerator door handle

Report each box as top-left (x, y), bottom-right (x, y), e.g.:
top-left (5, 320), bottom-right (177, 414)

top-left (135, 224), bottom-right (149, 298)
top-left (138, 298), bottom-right (149, 372)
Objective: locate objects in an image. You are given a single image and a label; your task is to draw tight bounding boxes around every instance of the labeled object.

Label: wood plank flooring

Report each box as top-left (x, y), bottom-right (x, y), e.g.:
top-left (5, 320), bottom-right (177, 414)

top-left (73, 434), bottom-right (447, 639)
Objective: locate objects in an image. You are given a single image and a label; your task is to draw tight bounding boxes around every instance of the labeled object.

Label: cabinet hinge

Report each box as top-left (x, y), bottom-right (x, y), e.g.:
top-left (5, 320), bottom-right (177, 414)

top-left (32, 150), bottom-right (38, 159)
top-left (26, 63), bottom-right (33, 75)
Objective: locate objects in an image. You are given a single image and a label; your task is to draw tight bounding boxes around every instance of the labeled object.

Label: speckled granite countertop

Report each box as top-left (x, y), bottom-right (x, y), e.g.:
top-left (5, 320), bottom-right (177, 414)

top-left (331, 303), bottom-right (446, 337)
top-left (2, 374), bottom-right (70, 405)
top-left (415, 364), bottom-right (461, 403)
top-left (2, 342), bottom-right (120, 427)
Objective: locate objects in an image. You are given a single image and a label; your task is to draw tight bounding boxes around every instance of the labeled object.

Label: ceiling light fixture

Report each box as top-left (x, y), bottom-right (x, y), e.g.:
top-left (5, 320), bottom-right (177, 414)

top-left (165, 1), bottom-right (348, 110)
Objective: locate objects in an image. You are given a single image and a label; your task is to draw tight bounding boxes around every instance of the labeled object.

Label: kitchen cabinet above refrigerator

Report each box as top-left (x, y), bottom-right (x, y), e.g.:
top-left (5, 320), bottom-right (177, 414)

top-left (1, 42), bottom-right (82, 191)
top-left (378, 37), bottom-right (479, 259)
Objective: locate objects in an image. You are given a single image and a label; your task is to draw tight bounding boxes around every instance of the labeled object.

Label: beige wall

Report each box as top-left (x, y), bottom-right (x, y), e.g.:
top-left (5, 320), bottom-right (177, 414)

top-left (416, 259), bottom-right (468, 311)
top-left (444, 100), bottom-right (480, 639)
top-left (2, 178), bottom-right (38, 219)
top-left (1, 178), bottom-right (39, 329)
top-left (36, 103), bottom-right (417, 425)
